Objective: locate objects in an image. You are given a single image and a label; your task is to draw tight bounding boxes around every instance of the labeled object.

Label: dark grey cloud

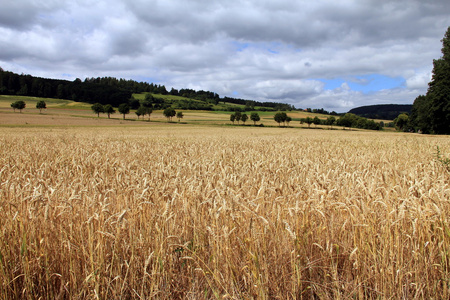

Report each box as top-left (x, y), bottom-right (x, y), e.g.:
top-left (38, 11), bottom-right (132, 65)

top-left (1, 0), bottom-right (449, 112)
top-left (0, 0), bottom-right (68, 30)
top-left (0, 1), bottom-right (43, 29)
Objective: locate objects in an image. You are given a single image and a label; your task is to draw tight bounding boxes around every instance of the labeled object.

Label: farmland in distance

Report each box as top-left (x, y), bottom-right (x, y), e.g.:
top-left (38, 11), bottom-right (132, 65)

top-left (0, 125), bottom-right (449, 299)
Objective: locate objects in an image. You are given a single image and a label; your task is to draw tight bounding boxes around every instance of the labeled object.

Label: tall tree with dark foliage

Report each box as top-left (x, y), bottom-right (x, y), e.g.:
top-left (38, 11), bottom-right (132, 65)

top-left (410, 27), bottom-right (450, 134)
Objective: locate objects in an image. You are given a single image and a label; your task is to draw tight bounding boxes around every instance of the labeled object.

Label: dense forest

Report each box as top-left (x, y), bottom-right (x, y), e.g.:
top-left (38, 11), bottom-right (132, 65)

top-left (408, 27), bottom-right (450, 134)
top-left (348, 104), bottom-right (412, 120)
top-left (0, 70), bottom-right (169, 106)
top-left (0, 68), bottom-right (294, 111)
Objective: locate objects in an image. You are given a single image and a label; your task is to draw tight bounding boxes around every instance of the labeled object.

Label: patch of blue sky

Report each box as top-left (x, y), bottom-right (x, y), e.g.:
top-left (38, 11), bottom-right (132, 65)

top-left (319, 74), bottom-right (405, 93)
top-left (266, 41), bottom-right (282, 54)
top-left (319, 78), bottom-right (346, 90)
top-left (231, 41), bottom-right (282, 54)
top-left (231, 41), bottom-right (249, 52)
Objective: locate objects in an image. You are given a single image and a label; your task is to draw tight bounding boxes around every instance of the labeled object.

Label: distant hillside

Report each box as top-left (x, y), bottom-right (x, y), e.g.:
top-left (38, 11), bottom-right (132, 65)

top-left (348, 104), bottom-right (412, 120)
top-left (0, 68), bottom-right (294, 112)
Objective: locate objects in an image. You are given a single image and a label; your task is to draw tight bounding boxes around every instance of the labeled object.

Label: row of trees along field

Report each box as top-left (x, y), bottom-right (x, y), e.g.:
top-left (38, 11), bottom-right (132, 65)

top-left (10, 100), bottom-right (46, 113)
top-left (299, 113), bottom-right (382, 130)
top-left (91, 102), bottom-right (183, 122)
top-left (229, 111), bottom-right (261, 125)
top-left (405, 26), bottom-right (450, 134)
top-left (229, 110), bottom-right (382, 130)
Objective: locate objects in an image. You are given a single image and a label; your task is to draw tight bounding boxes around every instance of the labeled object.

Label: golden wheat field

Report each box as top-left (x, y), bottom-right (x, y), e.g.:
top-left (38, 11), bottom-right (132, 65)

top-left (0, 125), bottom-right (449, 299)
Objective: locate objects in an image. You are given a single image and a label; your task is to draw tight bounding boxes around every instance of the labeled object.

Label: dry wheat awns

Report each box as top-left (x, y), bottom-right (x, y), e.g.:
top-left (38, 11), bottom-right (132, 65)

top-left (0, 126), bottom-right (449, 299)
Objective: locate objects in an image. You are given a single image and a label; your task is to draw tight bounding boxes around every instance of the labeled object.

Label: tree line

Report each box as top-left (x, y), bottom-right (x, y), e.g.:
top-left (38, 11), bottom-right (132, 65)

top-left (404, 27), bottom-right (450, 134)
top-left (299, 113), bottom-right (381, 130)
top-left (228, 111), bottom-right (382, 130)
top-left (90, 101), bottom-right (183, 122)
top-left (229, 111), bottom-right (261, 125)
top-left (0, 71), bottom-right (133, 106)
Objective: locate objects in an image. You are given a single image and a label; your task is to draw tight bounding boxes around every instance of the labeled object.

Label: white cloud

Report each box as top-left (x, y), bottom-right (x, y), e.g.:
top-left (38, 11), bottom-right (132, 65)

top-left (0, 0), bottom-right (449, 112)
top-left (405, 71), bottom-right (432, 90)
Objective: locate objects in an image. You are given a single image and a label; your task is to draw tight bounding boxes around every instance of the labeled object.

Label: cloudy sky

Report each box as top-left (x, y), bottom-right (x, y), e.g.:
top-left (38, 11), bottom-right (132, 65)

top-left (1, 0), bottom-right (449, 112)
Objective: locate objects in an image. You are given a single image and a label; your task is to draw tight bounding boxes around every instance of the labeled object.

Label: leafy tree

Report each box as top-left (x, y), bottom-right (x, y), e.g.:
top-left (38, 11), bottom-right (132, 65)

top-left (241, 113), bottom-right (248, 125)
top-left (177, 111), bottom-right (184, 122)
top-left (163, 107), bottom-right (176, 121)
top-left (409, 95), bottom-right (430, 132)
top-left (135, 106), bottom-right (145, 119)
top-left (337, 113), bottom-right (357, 129)
top-left (104, 104), bottom-right (115, 119)
top-left (250, 112), bottom-right (260, 125)
top-left (304, 117), bottom-right (313, 128)
top-left (145, 106), bottom-right (153, 121)
top-left (394, 113), bottom-right (409, 131)
top-left (281, 112), bottom-right (288, 125)
top-left (118, 103), bottom-right (130, 119)
top-left (230, 114), bottom-right (235, 124)
top-left (409, 26), bottom-right (450, 134)
top-left (36, 100), bottom-right (46, 113)
top-left (144, 93), bottom-right (154, 102)
top-left (11, 100), bottom-right (26, 113)
top-left (313, 116), bottom-right (321, 128)
top-left (286, 116), bottom-right (292, 126)
top-left (356, 117), bottom-right (367, 129)
top-left (91, 103), bottom-right (104, 117)
top-left (234, 111), bottom-right (242, 124)
top-left (325, 116), bottom-right (336, 129)
top-left (10, 102), bottom-right (17, 112)
top-left (427, 28), bottom-right (450, 134)
top-left (141, 97), bottom-right (153, 108)
top-left (146, 93), bottom-right (165, 109)
top-left (365, 119), bottom-right (381, 130)
top-left (140, 98), bottom-right (153, 121)
top-left (274, 112), bottom-right (283, 126)
top-left (274, 112), bottom-right (287, 126)
top-left (129, 97), bottom-right (140, 110)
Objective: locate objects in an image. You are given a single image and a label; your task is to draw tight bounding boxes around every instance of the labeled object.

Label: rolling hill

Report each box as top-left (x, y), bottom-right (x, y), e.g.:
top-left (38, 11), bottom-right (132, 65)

top-left (348, 104), bottom-right (412, 120)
